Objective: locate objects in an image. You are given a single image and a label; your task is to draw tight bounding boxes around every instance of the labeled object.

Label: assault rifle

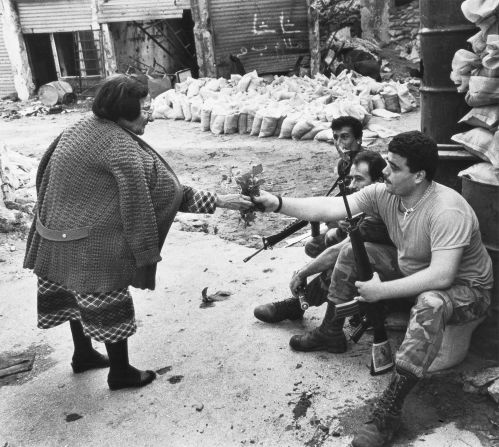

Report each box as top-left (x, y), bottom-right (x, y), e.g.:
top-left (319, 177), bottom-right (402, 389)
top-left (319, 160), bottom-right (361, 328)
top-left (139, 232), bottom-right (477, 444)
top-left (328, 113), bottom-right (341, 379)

top-left (333, 179), bottom-right (393, 375)
top-left (243, 175), bottom-right (343, 263)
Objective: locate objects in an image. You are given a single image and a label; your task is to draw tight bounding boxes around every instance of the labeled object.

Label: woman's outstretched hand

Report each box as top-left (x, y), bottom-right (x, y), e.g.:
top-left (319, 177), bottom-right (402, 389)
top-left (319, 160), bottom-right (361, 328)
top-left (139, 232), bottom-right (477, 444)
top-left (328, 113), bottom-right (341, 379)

top-left (250, 190), bottom-right (279, 212)
top-left (216, 194), bottom-right (254, 210)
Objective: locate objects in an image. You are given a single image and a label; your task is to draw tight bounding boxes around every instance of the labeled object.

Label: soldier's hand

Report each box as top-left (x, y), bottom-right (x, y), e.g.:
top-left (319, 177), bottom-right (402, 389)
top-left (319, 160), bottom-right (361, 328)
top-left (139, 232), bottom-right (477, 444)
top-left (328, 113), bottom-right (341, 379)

top-left (251, 190), bottom-right (279, 212)
top-left (354, 272), bottom-right (385, 302)
top-left (290, 270), bottom-right (307, 298)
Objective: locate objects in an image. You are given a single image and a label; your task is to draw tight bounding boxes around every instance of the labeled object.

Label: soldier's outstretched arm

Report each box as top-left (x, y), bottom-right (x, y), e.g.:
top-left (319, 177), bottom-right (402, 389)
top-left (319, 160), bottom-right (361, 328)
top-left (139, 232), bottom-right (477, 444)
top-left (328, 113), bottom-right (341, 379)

top-left (253, 190), bottom-right (356, 222)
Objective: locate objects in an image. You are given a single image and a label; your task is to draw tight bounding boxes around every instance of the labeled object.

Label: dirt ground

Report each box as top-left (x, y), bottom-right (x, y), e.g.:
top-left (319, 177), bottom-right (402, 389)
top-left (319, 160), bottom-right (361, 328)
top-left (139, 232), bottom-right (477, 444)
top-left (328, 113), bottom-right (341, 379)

top-left (1, 108), bottom-right (498, 447)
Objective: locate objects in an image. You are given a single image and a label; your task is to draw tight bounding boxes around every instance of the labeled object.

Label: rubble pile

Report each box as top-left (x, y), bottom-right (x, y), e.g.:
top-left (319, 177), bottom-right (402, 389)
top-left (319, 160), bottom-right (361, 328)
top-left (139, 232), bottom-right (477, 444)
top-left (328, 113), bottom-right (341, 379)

top-left (151, 70), bottom-right (417, 143)
top-left (463, 366), bottom-right (499, 404)
top-left (312, 0), bottom-right (361, 34)
top-left (0, 100), bottom-right (66, 121)
top-left (0, 144), bottom-right (37, 233)
top-left (450, 0), bottom-right (499, 179)
top-left (388, 0), bottom-right (420, 64)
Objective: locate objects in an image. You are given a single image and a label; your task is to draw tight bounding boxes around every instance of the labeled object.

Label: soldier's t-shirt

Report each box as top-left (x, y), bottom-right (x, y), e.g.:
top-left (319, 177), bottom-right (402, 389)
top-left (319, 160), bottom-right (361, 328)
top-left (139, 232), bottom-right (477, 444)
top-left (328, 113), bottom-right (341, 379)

top-left (350, 182), bottom-right (493, 289)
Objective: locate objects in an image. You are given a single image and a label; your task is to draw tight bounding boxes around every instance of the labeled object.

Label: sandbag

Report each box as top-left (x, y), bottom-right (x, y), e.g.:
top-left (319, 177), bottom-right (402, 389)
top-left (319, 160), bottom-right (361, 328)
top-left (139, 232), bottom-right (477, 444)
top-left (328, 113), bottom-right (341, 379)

top-left (396, 83), bottom-right (417, 113)
top-left (211, 114), bottom-right (226, 135)
top-left (372, 94), bottom-right (385, 109)
top-left (278, 116), bottom-right (299, 139)
top-left (314, 128), bottom-right (334, 142)
top-left (300, 126), bottom-right (324, 140)
top-left (458, 162), bottom-right (499, 186)
top-left (190, 98), bottom-right (202, 122)
top-left (250, 112), bottom-right (264, 136)
top-left (468, 31), bottom-right (487, 55)
top-left (200, 107), bottom-right (212, 131)
top-left (461, 0), bottom-right (499, 24)
top-left (224, 113), bottom-right (240, 134)
top-left (238, 70), bottom-right (258, 92)
top-left (381, 92), bottom-right (401, 113)
top-left (238, 113), bottom-right (248, 134)
top-left (246, 113), bottom-right (255, 133)
top-left (459, 105), bottom-right (499, 131)
top-left (259, 114), bottom-right (279, 138)
top-left (291, 120), bottom-right (314, 140)
top-left (482, 34), bottom-right (499, 70)
top-left (205, 78), bottom-right (221, 91)
top-left (178, 95), bottom-right (192, 121)
top-left (187, 79), bottom-right (205, 98)
top-left (450, 49), bottom-right (481, 87)
top-left (451, 127), bottom-right (498, 166)
top-left (466, 75), bottom-right (499, 106)
top-left (171, 95), bottom-right (184, 120)
top-left (273, 116), bottom-right (286, 136)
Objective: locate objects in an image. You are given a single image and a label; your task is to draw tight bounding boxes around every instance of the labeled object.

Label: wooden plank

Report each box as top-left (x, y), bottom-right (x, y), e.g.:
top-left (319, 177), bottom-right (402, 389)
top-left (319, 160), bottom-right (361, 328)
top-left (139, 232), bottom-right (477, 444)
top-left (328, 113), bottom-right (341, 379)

top-left (49, 33), bottom-right (62, 78)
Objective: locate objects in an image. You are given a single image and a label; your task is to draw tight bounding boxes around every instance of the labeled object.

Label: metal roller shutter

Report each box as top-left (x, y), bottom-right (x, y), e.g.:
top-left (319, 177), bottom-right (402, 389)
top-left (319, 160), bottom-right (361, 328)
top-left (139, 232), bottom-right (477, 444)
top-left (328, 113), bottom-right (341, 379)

top-left (0, 14), bottom-right (16, 97)
top-left (97, 0), bottom-right (190, 23)
top-left (209, 0), bottom-right (309, 75)
top-left (17, 0), bottom-right (93, 34)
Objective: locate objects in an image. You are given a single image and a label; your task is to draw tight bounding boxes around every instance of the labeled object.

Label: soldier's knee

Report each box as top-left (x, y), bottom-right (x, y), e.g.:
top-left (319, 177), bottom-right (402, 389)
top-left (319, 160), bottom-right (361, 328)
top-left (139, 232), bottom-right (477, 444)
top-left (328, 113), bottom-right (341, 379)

top-left (414, 291), bottom-right (445, 313)
top-left (337, 243), bottom-right (354, 260)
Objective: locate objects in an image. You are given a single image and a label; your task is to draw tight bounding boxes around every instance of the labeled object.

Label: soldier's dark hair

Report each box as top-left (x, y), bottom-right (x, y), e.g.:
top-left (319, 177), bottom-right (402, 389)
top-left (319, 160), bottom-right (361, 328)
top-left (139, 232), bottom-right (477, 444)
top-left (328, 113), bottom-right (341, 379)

top-left (92, 74), bottom-right (149, 122)
top-left (388, 131), bottom-right (438, 181)
top-left (352, 151), bottom-right (386, 182)
top-left (331, 116), bottom-right (363, 139)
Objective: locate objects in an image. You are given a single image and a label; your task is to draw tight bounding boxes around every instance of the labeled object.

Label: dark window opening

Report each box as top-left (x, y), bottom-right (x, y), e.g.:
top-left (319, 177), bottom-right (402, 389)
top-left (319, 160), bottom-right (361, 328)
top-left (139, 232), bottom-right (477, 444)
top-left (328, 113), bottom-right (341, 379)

top-left (24, 33), bottom-right (57, 89)
top-left (54, 32), bottom-right (78, 76)
top-left (54, 31), bottom-right (102, 77)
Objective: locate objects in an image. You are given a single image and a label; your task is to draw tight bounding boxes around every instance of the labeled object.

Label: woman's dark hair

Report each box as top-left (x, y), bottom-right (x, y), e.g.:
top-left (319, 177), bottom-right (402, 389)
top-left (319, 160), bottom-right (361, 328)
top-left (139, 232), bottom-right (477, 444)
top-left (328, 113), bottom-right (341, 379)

top-left (331, 116), bottom-right (363, 139)
top-left (388, 131), bottom-right (438, 181)
top-left (92, 74), bottom-right (149, 122)
top-left (352, 151), bottom-right (386, 182)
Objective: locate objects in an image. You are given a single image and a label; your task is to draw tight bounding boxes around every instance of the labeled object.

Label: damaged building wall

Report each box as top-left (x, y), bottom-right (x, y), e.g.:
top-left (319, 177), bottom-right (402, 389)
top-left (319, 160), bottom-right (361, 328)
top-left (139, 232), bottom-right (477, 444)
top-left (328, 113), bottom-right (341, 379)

top-left (109, 17), bottom-right (197, 77)
top-left (0, 12), bottom-right (17, 97)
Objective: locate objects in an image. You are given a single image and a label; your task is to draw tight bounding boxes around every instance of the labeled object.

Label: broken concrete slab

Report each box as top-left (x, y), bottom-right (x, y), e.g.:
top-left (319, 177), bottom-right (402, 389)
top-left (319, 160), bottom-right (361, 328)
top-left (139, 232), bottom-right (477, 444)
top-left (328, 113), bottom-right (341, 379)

top-left (463, 366), bottom-right (499, 394)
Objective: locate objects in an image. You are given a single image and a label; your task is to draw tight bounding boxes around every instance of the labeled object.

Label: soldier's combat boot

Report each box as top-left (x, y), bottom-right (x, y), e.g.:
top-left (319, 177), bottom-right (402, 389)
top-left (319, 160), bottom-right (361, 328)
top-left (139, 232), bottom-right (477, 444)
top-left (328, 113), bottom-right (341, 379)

top-left (352, 367), bottom-right (419, 447)
top-left (289, 302), bottom-right (347, 353)
top-left (254, 298), bottom-right (304, 323)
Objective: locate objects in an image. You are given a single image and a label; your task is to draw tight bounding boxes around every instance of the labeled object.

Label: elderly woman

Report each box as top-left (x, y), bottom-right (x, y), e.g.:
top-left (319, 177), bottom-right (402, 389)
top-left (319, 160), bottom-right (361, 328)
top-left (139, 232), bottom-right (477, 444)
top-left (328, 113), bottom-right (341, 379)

top-left (24, 75), bottom-right (252, 390)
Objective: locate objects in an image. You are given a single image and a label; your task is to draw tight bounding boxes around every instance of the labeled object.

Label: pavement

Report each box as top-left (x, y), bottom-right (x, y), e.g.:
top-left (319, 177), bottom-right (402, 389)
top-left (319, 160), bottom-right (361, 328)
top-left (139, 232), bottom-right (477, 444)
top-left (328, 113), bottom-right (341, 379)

top-left (0, 228), bottom-right (495, 447)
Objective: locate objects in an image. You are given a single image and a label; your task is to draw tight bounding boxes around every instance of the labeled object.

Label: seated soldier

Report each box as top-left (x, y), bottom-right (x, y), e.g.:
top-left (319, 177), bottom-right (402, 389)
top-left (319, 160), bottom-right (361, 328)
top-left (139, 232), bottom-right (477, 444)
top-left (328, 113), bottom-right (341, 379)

top-left (254, 151), bottom-right (390, 324)
top-left (253, 131), bottom-right (492, 447)
top-left (305, 116), bottom-right (365, 258)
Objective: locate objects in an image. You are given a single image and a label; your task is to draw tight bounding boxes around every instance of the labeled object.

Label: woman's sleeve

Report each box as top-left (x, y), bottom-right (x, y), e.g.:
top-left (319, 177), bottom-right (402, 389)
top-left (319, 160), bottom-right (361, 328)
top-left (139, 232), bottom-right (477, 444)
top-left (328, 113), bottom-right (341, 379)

top-left (178, 185), bottom-right (218, 214)
top-left (101, 137), bottom-right (161, 268)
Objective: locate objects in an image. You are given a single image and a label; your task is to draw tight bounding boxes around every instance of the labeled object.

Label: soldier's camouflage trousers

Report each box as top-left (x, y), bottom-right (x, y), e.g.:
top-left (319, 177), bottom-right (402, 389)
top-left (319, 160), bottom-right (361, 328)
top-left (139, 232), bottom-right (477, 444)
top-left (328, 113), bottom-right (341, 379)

top-left (326, 242), bottom-right (491, 378)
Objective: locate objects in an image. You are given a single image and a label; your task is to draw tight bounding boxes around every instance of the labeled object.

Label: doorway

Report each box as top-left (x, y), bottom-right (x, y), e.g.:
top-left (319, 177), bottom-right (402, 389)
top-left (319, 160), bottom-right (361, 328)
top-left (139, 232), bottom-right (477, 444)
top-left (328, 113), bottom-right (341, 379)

top-left (24, 33), bottom-right (57, 89)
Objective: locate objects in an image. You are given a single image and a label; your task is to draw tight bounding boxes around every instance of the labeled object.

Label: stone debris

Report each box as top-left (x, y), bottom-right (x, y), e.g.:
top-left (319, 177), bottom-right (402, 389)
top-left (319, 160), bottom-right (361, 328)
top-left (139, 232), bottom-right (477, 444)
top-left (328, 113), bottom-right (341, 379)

top-left (462, 366), bottom-right (499, 403)
top-left (389, 0), bottom-right (420, 64)
top-left (488, 380), bottom-right (499, 404)
top-left (0, 144), bottom-right (38, 233)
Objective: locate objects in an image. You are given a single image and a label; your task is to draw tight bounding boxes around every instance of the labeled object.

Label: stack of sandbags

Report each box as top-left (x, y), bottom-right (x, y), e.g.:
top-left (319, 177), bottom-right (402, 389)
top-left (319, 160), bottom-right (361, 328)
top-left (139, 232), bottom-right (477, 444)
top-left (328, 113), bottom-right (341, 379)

top-left (0, 144), bottom-right (37, 231)
top-left (151, 69), bottom-right (417, 143)
top-left (450, 0), bottom-right (499, 168)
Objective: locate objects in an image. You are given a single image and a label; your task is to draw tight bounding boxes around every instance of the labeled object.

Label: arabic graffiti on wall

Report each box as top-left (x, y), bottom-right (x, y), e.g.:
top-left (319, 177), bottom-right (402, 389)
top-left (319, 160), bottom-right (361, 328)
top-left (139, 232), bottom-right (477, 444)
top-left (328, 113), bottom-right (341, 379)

top-left (233, 10), bottom-right (306, 58)
top-left (209, 0), bottom-right (309, 74)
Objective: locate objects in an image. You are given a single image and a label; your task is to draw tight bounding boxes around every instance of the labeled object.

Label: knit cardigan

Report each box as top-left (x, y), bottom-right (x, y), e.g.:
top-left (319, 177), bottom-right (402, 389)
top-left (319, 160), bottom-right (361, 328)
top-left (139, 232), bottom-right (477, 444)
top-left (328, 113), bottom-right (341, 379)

top-left (24, 114), bottom-right (215, 292)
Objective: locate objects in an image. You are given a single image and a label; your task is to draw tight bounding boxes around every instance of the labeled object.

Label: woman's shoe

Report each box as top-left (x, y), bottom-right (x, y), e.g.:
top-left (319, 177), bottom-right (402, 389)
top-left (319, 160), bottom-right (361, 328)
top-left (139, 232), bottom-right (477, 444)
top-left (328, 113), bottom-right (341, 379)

top-left (107, 369), bottom-right (156, 390)
top-left (71, 350), bottom-right (110, 373)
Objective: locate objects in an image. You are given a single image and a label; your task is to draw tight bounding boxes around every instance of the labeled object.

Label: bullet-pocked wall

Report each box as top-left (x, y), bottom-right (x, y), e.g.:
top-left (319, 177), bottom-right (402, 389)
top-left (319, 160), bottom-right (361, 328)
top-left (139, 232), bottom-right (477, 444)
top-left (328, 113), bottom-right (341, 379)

top-left (108, 12), bottom-right (198, 78)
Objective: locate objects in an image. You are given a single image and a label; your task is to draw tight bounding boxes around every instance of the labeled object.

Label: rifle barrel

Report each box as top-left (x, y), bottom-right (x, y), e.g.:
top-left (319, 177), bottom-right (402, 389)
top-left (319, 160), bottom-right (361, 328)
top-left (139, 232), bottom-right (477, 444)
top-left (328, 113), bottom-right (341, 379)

top-left (243, 246), bottom-right (266, 263)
